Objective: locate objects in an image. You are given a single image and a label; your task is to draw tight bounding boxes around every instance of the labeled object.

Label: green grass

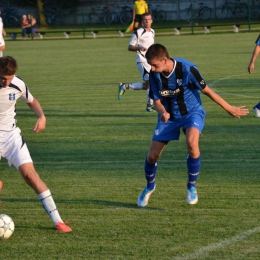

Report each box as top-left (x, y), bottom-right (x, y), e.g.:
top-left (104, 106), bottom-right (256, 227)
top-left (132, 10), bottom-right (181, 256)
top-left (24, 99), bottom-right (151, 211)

top-left (0, 32), bottom-right (260, 259)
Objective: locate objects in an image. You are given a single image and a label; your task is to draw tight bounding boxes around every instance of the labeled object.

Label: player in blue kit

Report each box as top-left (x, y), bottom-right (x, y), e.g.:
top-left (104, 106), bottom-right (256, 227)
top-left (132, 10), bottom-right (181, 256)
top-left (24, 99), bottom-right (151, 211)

top-left (137, 44), bottom-right (249, 207)
top-left (248, 34), bottom-right (260, 117)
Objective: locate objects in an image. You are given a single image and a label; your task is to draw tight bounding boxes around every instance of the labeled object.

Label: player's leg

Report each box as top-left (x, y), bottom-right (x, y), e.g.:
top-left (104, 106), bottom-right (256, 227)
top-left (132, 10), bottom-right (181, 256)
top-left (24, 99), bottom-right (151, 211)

top-left (18, 163), bottom-right (72, 232)
top-left (4, 130), bottom-right (72, 232)
top-left (118, 82), bottom-right (144, 100)
top-left (0, 180), bottom-right (2, 206)
top-left (183, 111), bottom-right (205, 205)
top-left (185, 127), bottom-right (201, 205)
top-left (134, 14), bottom-right (141, 29)
top-left (0, 42), bottom-right (5, 58)
top-left (141, 64), bottom-right (154, 112)
top-left (137, 141), bottom-right (167, 207)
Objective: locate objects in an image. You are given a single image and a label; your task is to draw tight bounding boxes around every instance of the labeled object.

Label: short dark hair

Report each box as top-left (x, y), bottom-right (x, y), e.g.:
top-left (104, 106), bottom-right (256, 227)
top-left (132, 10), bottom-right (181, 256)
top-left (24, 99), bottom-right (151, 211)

top-left (0, 56), bottom-right (18, 75)
top-left (142, 12), bottom-right (152, 20)
top-left (145, 44), bottom-right (170, 61)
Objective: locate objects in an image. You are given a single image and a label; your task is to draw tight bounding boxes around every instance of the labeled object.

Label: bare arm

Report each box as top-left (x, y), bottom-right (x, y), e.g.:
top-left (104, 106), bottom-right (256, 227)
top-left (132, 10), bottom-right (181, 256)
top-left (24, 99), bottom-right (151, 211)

top-left (2, 27), bottom-right (6, 37)
top-left (153, 99), bottom-right (171, 122)
top-left (248, 45), bottom-right (260, 73)
top-left (202, 85), bottom-right (249, 118)
top-left (128, 45), bottom-right (147, 52)
top-left (27, 98), bottom-right (46, 133)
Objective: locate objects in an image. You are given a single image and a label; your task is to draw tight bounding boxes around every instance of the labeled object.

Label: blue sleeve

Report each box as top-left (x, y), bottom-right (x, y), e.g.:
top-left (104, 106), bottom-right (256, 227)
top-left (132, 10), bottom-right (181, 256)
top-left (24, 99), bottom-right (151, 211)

top-left (188, 66), bottom-right (207, 90)
top-left (149, 72), bottom-right (160, 101)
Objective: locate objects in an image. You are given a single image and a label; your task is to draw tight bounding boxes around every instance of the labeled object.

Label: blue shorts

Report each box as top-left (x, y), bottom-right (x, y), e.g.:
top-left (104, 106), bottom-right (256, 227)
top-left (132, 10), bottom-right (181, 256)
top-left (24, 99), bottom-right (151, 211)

top-left (152, 110), bottom-right (206, 142)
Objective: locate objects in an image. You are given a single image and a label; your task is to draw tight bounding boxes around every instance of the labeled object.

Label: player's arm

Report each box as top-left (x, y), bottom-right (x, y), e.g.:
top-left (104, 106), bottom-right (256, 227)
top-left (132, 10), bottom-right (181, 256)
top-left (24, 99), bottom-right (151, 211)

top-left (27, 98), bottom-right (46, 133)
top-left (153, 99), bottom-right (170, 122)
top-left (248, 44), bottom-right (260, 73)
top-left (2, 27), bottom-right (6, 37)
top-left (201, 85), bottom-right (249, 118)
top-left (128, 45), bottom-right (147, 52)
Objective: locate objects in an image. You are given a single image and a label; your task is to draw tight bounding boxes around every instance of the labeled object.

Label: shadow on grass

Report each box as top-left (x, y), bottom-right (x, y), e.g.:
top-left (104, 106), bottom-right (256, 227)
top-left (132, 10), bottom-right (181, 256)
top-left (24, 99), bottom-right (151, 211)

top-left (2, 198), bottom-right (165, 211)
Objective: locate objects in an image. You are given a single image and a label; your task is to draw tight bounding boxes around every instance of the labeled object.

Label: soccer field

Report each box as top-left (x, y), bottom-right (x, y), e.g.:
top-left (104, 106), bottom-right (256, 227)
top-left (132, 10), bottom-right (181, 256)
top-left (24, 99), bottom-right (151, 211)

top-left (1, 32), bottom-right (260, 259)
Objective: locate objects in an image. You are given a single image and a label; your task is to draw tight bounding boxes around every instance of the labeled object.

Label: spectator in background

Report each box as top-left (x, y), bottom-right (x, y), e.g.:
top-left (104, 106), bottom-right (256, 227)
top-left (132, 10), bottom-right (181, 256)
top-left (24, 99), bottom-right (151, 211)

top-left (132, 0), bottom-right (148, 30)
top-left (21, 14), bottom-right (29, 40)
top-left (0, 9), bottom-right (6, 57)
top-left (23, 14), bottom-right (38, 39)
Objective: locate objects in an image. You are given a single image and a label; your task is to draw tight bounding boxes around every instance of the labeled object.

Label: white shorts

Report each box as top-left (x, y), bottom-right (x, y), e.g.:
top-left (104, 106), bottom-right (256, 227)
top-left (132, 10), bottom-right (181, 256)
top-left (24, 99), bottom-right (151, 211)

top-left (137, 61), bottom-right (151, 81)
top-left (0, 127), bottom-right (33, 169)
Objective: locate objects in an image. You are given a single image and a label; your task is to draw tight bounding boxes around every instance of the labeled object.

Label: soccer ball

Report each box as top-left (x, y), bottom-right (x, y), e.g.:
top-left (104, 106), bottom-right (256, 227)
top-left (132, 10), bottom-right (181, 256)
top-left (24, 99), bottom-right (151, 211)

top-left (0, 214), bottom-right (15, 239)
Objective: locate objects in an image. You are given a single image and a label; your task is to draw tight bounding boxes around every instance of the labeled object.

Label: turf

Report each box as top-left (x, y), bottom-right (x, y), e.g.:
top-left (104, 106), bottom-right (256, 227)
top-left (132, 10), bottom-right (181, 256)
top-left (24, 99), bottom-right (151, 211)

top-left (0, 31), bottom-right (260, 259)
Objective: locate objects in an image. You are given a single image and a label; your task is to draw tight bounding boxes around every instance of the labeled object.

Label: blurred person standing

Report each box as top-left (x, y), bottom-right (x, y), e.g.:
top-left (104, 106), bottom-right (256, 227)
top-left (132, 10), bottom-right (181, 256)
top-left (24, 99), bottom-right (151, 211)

top-left (132, 0), bottom-right (148, 30)
top-left (248, 34), bottom-right (260, 117)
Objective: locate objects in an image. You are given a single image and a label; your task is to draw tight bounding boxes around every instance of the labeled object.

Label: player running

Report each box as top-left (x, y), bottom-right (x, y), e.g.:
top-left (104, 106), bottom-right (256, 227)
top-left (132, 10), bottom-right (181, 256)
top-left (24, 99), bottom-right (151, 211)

top-left (0, 56), bottom-right (72, 232)
top-left (137, 44), bottom-right (249, 207)
top-left (118, 12), bottom-right (155, 112)
top-left (248, 34), bottom-right (260, 117)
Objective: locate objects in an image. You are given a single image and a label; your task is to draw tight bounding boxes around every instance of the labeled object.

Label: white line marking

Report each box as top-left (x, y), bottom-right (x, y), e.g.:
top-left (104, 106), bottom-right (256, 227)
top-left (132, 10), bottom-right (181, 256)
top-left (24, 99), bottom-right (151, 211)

top-left (208, 75), bottom-right (256, 98)
top-left (175, 226), bottom-right (260, 260)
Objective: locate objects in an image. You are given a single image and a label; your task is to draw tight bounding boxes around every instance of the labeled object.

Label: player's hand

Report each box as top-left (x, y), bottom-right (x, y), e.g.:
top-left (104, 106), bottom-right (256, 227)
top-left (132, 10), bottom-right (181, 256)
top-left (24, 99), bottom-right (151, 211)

top-left (228, 106), bottom-right (249, 118)
top-left (248, 63), bottom-right (254, 73)
top-left (33, 116), bottom-right (46, 133)
top-left (138, 46), bottom-right (147, 52)
top-left (161, 112), bottom-right (170, 122)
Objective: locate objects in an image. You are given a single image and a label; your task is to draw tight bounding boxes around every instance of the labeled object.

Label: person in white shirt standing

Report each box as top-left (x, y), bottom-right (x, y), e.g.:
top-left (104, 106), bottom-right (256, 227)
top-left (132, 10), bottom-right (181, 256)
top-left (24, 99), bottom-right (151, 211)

top-left (0, 56), bottom-right (72, 233)
top-left (118, 12), bottom-right (155, 112)
top-left (0, 9), bottom-right (6, 57)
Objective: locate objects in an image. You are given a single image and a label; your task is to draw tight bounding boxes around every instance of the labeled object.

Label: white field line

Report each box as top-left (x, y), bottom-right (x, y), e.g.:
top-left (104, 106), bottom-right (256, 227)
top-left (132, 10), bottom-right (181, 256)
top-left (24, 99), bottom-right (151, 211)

top-left (208, 75), bottom-right (256, 98)
top-left (175, 226), bottom-right (260, 260)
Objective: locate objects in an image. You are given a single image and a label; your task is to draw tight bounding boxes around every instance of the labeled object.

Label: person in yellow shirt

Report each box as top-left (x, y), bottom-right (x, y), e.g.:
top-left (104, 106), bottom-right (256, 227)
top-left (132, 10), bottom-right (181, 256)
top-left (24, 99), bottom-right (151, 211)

top-left (132, 0), bottom-right (148, 29)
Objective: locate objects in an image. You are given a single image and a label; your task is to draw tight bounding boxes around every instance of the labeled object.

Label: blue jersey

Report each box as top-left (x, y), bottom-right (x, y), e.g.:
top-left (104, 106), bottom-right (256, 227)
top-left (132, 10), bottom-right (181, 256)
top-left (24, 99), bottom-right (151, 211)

top-left (149, 58), bottom-right (206, 120)
top-left (255, 35), bottom-right (260, 45)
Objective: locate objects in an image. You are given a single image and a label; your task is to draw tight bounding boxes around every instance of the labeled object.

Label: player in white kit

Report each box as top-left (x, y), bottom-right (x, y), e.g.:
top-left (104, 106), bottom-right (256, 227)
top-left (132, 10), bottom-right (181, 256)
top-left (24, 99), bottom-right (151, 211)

top-left (0, 56), bottom-right (72, 233)
top-left (118, 12), bottom-right (155, 112)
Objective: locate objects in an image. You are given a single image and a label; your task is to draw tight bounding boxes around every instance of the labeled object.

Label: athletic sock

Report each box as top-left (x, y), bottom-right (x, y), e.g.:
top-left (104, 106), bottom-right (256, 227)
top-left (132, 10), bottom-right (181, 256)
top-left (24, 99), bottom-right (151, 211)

top-left (187, 154), bottom-right (200, 185)
top-left (38, 189), bottom-right (63, 225)
top-left (145, 157), bottom-right (157, 190)
top-left (127, 82), bottom-right (143, 90)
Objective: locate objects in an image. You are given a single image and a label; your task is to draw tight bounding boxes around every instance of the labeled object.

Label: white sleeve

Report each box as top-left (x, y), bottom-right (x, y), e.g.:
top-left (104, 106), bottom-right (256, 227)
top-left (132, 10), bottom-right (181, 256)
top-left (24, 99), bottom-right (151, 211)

top-left (129, 33), bottom-right (138, 47)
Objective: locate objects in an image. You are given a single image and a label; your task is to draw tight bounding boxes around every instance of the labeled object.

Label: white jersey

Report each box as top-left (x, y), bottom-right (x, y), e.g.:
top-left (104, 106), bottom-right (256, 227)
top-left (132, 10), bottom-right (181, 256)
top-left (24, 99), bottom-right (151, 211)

top-left (0, 17), bottom-right (3, 37)
top-left (0, 17), bottom-right (4, 46)
top-left (129, 27), bottom-right (155, 63)
top-left (0, 75), bottom-right (34, 131)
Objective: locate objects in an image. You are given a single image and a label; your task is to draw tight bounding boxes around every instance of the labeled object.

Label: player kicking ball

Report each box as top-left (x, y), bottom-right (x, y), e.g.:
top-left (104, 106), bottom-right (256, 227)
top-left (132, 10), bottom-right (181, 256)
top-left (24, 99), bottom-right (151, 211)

top-left (0, 56), bottom-right (72, 232)
top-left (137, 44), bottom-right (249, 207)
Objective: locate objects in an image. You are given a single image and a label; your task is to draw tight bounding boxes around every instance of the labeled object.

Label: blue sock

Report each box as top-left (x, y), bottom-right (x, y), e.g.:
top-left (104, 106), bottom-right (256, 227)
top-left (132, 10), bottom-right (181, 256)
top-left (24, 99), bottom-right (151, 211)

top-left (187, 155), bottom-right (200, 187)
top-left (256, 102), bottom-right (260, 109)
top-left (144, 158), bottom-right (157, 190)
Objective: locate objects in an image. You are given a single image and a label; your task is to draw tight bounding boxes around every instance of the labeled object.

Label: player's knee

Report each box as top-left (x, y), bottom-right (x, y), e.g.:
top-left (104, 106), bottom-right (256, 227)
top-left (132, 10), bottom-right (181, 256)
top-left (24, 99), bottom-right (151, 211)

top-left (147, 152), bottom-right (159, 163)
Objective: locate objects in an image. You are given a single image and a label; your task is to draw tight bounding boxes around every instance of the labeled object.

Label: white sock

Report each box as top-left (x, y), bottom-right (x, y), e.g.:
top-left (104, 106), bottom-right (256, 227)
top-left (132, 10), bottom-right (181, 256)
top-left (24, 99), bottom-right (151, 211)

top-left (38, 189), bottom-right (63, 225)
top-left (127, 82), bottom-right (143, 90)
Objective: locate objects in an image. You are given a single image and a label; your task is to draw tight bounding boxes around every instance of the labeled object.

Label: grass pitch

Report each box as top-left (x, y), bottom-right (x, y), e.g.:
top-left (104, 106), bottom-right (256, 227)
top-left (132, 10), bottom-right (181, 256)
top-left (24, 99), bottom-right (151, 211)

top-left (0, 32), bottom-right (260, 259)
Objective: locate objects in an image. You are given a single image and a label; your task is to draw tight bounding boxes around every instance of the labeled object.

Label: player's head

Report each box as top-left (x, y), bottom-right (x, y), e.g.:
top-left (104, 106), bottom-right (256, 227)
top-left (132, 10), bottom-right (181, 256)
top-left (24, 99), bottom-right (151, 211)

top-left (145, 44), bottom-right (170, 72)
top-left (0, 56), bottom-right (18, 76)
top-left (146, 43), bottom-right (170, 61)
top-left (0, 56), bottom-right (18, 88)
top-left (141, 12), bottom-right (153, 28)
